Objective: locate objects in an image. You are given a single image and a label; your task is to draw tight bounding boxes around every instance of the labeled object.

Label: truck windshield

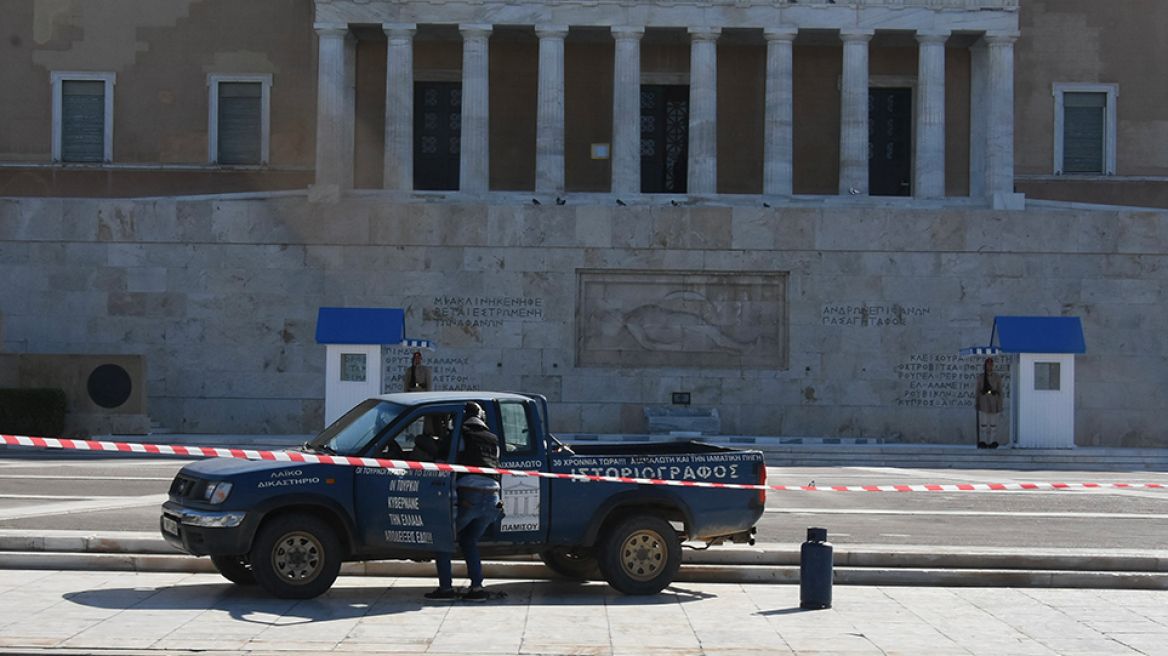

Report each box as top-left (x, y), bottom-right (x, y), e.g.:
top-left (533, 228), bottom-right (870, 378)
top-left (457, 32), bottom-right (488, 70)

top-left (308, 399), bottom-right (406, 456)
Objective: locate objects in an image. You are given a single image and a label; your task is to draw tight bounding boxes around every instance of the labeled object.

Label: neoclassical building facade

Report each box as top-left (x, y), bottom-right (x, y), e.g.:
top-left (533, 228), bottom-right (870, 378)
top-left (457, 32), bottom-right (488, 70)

top-left (310, 0), bottom-right (1021, 207)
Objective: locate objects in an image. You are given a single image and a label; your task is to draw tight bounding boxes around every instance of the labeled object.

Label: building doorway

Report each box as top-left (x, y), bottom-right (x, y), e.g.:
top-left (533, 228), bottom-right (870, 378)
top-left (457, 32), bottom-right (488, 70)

top-left (414, 82), bottom-right (461, 191)
top-left (640, 85), bottom-right (688, 194)
top-left (868, 87), bottom-right (912, 196)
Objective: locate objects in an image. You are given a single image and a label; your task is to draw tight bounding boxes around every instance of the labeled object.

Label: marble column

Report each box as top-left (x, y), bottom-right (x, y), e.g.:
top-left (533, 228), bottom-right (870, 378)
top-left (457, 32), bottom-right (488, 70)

top-left (536, 25), bottom-right (568, 195)
top-left (914, 31), bottom-right (948, 199)
top-left (313, 23), bottom-right (354, 200)
top-left (459, 24), bottom-right (492, 193)
top-left (687, 27), bottom-right (721, 196)
top-left (838, 30), bottom-right (873, 196)
top-left (968, 40), bottom-right (988, 198)
top-left (985, 32), bottom-right (1018, 200)
top-left (611, 26), bottom-right (643, 196)
top-left (764, 28), bottom-right (797, 197)
top-left (383, 23), bottom-right (416, 191)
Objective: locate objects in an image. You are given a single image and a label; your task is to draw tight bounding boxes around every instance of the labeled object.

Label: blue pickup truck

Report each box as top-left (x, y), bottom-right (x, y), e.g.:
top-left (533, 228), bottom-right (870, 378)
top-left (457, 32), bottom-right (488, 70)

top-left (161, 391), bottom-right (766, 599)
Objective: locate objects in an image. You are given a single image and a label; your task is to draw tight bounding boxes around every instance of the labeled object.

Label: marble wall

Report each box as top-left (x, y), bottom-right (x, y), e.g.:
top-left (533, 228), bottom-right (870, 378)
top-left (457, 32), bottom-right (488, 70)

top-left (1, 195), bottom-right (1165, 446)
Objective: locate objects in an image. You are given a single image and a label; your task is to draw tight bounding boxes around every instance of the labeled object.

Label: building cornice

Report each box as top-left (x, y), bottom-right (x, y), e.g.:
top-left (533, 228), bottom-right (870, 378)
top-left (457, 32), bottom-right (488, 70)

top-left (315, 0), bottom-right (1019, 31)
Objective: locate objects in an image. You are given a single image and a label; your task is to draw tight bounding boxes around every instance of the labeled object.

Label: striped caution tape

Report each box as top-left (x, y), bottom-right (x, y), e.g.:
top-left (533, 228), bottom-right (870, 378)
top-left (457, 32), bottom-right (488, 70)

top-left (3, 433), bottom-right (1167, 493)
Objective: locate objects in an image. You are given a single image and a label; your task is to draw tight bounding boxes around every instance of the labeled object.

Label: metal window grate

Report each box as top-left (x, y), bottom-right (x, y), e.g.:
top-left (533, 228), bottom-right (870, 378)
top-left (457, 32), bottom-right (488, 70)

top-left (217, 82), bottom-right (263, 165)
top-left (61, 80), bottom-right (105, 162)
top-left (1063, 92), bottom-right (1106, 174)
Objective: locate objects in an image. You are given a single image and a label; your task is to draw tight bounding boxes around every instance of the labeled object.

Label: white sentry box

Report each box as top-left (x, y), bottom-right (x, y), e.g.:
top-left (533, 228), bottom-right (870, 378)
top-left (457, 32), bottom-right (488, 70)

top-left (963, 316), bottom-right (1085, 450)
top-left (1012, 352), bottom-right (1077, 449)
top-left (324, 344), bottom-right (382, 426)
top-left (316, 307), bottom-right (434, 426)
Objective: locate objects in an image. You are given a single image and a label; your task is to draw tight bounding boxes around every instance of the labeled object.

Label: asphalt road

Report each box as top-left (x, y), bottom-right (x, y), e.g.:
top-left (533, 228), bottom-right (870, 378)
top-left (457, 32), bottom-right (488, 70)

top-left (2, 448), bottom-right (1167, 551)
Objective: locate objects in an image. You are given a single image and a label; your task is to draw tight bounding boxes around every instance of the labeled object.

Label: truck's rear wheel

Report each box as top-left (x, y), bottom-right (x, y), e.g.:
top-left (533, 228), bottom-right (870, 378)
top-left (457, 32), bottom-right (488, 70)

top-left (540, 547), bottom-right (600, 580)
top-left (210, 554), bottom-right (256, 586)
top-left (598, 514), bottom-right (681, 595)
top-left (250, 515), bottom-right (342, 599)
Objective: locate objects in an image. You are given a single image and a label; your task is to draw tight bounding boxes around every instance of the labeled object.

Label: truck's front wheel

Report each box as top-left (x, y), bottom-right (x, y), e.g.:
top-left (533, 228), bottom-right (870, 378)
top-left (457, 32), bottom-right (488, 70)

top-left (210, 555), bottom-right (256, 586)
top-left (598, 514), bottom-right (681, 595)
top-left (250, 515), bottom-right (342, 599)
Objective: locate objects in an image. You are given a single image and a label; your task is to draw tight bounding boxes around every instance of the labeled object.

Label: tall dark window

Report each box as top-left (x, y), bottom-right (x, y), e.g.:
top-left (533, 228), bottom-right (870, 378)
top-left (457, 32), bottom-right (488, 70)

top-left (868, 87), bottom-right (912, 197)
top-left (1062, 92), bottom-right (1106, 174)
top-left (640, 85), bottom-right (688, 194)
top-left (414, 82), bottom-right (462, 191)
top-left (216, 82), bottom-right (263, 165)
top-left (60, 80), bottom-right (106, 163)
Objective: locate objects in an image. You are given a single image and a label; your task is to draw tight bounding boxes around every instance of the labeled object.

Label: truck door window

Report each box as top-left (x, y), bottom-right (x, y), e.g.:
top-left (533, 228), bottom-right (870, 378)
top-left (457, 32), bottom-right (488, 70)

top-left (373, 410), bottom-right (455, 461)
top-left (499, 401), bottom-right (534, 455)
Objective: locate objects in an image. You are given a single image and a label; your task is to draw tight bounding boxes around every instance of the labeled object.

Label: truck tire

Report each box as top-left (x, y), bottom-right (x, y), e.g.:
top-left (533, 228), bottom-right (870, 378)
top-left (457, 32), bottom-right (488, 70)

top-left (210, 555), bottom-right (256, 586)
top-left (250, 514), bottom-right (342, 599)
top-left (540, 547), bottom-right (600, 580)
top-left (597, 514), bottom-right (682, 595)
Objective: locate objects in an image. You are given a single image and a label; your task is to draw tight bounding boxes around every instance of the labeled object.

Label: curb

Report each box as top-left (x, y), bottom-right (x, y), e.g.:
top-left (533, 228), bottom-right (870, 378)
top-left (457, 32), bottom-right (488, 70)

top-left (1, 551), bottom-right (1165, 590)
top-left (1, 531), bottom-right (1165, 590)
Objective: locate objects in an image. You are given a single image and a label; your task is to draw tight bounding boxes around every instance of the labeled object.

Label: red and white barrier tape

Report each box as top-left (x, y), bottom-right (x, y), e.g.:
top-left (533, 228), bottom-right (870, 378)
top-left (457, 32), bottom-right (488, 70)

top-left (3, 433), bottom-right (1166, 493)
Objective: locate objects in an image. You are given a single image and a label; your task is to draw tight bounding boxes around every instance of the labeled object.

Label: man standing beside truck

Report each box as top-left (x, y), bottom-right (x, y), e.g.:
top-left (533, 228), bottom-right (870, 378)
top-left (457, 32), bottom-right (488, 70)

top-left (426, 402), bottom-right (502, 602)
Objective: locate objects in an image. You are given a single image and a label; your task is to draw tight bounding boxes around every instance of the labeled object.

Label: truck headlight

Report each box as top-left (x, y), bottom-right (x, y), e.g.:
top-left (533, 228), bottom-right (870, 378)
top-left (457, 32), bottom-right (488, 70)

top-left (203, 481), bottom-right (233, 505)
top-left (181, 511), bottom-right (245, 528)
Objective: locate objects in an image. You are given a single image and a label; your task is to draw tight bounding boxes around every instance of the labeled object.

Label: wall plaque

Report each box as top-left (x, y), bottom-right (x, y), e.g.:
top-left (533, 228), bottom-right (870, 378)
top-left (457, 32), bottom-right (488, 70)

top-left (576, 269), bottom-right (788, 369)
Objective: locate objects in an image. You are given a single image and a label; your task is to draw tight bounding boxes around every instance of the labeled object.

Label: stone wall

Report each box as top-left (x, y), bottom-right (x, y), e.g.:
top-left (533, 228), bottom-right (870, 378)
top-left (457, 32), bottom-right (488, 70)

top-left (1, 195), bottom-right (1165, 446)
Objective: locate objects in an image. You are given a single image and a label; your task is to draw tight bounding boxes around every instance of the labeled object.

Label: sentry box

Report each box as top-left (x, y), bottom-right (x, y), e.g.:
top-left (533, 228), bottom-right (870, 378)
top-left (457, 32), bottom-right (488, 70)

top-left (962, 316), bottom-right (1086, 449)
top-left (315, 307), bottom-right (434, 426)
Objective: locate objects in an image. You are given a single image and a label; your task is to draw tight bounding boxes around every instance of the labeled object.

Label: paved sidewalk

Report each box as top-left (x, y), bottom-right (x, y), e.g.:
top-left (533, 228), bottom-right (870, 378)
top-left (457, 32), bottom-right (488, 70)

top-left (0, 569), bottom-right (1165, 655)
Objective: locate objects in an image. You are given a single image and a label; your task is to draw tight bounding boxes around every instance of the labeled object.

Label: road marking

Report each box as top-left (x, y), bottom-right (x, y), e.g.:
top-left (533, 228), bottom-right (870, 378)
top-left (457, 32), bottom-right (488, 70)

top-left (0, 494), bottom-right (168, 521)
top-left (768, 508), bottom-right (1168, 520)
top-left (0, 494), bottom-right (128, 500)
top-left (0, 475), bottom-right (173, 481)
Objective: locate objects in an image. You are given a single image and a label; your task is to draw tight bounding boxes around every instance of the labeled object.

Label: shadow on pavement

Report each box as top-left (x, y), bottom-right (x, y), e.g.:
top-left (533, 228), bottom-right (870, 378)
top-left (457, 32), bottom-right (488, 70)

top-left (757, 607), bottom-right (820, 616)
top-left (62, 578), bottom-right (715, 624)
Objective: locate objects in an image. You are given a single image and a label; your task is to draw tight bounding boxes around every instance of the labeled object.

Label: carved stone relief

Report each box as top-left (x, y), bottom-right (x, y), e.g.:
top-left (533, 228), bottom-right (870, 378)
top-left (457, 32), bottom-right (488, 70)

top-left (576, 269), bottom-right (788, 369)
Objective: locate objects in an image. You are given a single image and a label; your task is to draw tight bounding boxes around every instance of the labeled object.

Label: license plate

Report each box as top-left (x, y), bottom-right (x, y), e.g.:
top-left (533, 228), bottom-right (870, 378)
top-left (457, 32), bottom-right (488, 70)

top-left (162, 516), bottom-right (179, 536)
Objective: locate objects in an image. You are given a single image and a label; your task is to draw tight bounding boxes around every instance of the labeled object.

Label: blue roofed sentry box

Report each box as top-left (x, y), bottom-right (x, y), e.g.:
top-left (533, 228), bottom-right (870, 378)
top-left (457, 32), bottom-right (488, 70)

top-left (315, 307), bottom-right (405, 345)
top-left (992, 316), bottom-right (1086, 354)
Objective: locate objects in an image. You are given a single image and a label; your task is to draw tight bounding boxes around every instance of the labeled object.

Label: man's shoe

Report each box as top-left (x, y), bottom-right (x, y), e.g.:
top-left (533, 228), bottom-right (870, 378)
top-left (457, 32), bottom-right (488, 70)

top-left (462, 588), bottom-right (489, 602)
top-left (424, 588), bottom-right (458, 601)
top-left (989, 441), bottom-right (999, 449)
top-left (977, 441), bottom-right (988, 449)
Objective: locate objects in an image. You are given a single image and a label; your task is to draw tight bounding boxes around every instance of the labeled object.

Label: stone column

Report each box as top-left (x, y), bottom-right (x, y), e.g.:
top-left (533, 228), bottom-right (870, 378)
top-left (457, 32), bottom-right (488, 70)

top-left (611, 26), bottom-right (643, 196)
top-left (764, 28), bottom-right (797, 197)
top-left (536, 25), bottom-right (569, 195)
top-left (985, 32), bottom-right (1018, 201)
top-left (968, 40), bottom-right (988, 198)
top-left (459, 24), bottom-right (492, 194)
top-left (312, 23), bottom-right (354, 201)
top-left (383, 23), bottom-right (416, 191)
top-left (914, 31), bottom-right (948, 199)
top-left (687, 27), bottom-right (721, 196)
top-left (838, 30), bottom-right (873, 196)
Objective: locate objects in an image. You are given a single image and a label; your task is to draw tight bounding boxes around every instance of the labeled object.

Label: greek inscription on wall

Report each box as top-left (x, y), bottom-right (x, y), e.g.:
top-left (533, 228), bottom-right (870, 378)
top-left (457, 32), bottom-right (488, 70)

top-left (896, 354), bottom-right (1011, 408)
top-left (577, 270), bottom-right (788, 369)
top-left (423, 296), bottom-right (544, 328)
top-left (821, 303), bottom-right (932, 327)
top-left (383, 346), bottom-right (476, 392)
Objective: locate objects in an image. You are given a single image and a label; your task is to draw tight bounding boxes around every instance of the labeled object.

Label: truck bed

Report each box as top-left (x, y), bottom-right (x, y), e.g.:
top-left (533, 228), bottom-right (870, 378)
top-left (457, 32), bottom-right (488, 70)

top-left (564, 440), bottom-right (741, 456)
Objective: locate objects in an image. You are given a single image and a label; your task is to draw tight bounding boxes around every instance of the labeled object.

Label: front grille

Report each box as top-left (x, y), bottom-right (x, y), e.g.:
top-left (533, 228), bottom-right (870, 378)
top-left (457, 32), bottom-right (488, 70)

top-left (169, 475), bottom-right (204, 499)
